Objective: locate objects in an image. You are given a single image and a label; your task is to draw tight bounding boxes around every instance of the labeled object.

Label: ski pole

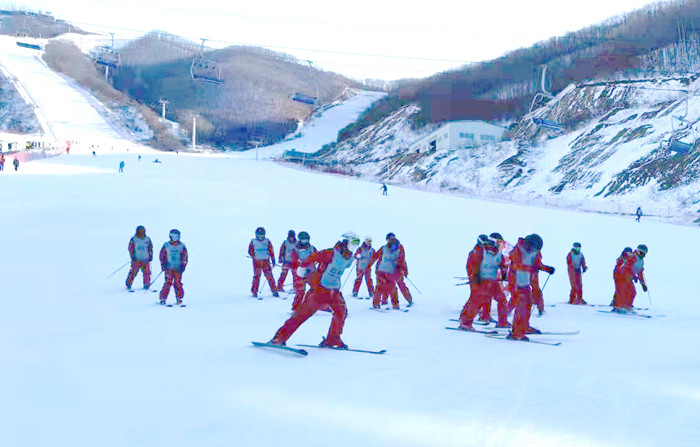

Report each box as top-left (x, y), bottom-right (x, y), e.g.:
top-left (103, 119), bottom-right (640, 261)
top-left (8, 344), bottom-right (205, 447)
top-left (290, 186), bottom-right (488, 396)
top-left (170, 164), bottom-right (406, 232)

top-left (405, 276), bottom-right (422, 294)
top-left (145, 270), bottom-right (164, 293)
top-left (341, 259), bottom-right (356, 290)
top-left (541, 273), bottom-right (551, 292)
top-left (646, 289), bottom-right (652, 306)
top-left (105, 261), bottom-right (130, 279)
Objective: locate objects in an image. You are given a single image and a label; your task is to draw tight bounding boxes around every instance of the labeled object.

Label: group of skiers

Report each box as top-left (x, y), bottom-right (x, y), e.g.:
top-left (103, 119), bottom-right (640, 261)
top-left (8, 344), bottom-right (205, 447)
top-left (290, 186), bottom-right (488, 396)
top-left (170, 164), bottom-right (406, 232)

top-left (457, 233), bottom-right (648, 341)
top-left (243, 227), bottom-right (414, 348)
top-left (122, 224), bottom-right (649, 347)
top-left (126, 226), bottom-right (188, 306)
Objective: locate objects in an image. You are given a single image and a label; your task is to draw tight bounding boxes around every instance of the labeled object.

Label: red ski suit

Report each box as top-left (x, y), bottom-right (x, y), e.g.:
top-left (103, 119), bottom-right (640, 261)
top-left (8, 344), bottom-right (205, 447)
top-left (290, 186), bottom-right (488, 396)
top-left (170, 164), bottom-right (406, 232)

top-left (613, 251), bottom-right (643, 309)
top-left (159, 241), bottom-right (188, 303)
top-left (272, 243), bottom-right (352, 345)
top-left (508, 238), bottom-right (547, 339)
top-left (352, 243), bottom-right (375, 297)
top-left (566, 250), bottom-right (587, 304)
top-left (371, 243), bottom-right (408, 309)
top-left (289, 242), bottom-right (317, 310)
top-left (460, 244), bottom-right (509, 328)
top-left (248, 238), bottom-right (277, 295)
top-left (126, 234), bottom-right (153, 289)
top-left (277, 238), bottom-right (298, 291)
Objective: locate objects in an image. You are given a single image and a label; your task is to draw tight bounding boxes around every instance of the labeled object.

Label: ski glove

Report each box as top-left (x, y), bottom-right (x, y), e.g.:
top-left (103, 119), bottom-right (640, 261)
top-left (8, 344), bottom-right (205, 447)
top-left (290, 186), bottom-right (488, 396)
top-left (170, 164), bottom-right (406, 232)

top-left (642, 284), bottom-right (648, 292)
top-left (543, 266), bottom-right (555, 275)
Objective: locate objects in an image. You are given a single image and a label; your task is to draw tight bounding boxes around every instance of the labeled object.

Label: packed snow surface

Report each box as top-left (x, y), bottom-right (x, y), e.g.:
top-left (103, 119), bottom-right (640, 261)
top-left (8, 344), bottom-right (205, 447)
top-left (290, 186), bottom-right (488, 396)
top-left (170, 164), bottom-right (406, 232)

top-left (1, 150), bottom-right (698, 447)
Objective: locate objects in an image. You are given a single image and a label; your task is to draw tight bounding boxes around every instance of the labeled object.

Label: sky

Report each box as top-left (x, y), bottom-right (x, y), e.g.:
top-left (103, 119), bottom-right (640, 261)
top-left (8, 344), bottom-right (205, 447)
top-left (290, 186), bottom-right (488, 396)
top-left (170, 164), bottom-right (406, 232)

top-left (12, 0), bottom-right (666, 80)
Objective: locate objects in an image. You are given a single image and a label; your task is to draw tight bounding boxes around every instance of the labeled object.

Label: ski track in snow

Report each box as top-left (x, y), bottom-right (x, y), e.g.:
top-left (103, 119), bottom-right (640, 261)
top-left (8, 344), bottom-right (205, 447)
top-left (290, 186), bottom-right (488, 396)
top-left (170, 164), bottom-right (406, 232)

top-left (0, 33), bottom-right (699, 447)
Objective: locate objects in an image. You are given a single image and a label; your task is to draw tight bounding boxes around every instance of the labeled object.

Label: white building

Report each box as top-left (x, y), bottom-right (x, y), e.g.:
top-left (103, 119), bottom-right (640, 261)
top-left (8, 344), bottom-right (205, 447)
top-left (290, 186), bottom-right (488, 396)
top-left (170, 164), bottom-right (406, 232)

top-left (409, 120), bottom-right (506, 153)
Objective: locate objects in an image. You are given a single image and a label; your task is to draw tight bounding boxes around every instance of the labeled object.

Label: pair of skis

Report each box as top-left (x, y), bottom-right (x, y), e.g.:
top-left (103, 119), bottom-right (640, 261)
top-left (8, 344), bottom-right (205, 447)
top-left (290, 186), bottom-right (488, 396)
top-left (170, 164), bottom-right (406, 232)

top-left (445, 326), bottom-right (566, 346)
top-left (251, 341), bottom-right (386, 356)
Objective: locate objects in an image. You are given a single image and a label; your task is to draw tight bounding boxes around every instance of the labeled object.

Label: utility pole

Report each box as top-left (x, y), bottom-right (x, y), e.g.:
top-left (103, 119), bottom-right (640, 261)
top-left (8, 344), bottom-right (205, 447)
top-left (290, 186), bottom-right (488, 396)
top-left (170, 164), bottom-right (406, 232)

top-left (192, 116), bottom-right (196, 150)
top-left (159, 99), bottom-right (169, 120)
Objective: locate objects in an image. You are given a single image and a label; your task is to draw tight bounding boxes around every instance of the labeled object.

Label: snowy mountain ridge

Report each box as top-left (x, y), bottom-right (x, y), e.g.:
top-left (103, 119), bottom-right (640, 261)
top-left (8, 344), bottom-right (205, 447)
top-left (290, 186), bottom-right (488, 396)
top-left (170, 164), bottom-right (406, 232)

top-left (318, 75), bottom-right (700, 225)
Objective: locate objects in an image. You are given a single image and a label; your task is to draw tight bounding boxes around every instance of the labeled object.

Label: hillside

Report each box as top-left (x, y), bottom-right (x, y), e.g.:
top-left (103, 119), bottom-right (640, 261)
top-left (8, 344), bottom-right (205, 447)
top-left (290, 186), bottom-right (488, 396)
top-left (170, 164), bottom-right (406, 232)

top-left (314, 75), bottom-right (700, 225)
top-left (109, 32), bottom-right (364, 148)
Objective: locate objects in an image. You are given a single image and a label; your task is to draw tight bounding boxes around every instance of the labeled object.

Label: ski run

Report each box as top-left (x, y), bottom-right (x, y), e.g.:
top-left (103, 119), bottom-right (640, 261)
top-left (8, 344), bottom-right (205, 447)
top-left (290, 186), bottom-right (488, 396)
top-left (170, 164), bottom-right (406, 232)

top-left (1, 34), bottom-right (699, 447)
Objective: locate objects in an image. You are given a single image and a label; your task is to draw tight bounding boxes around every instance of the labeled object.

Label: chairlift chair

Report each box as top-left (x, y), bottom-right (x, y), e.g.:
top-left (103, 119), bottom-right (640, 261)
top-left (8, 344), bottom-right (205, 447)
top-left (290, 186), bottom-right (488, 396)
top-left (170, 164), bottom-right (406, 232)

top-left (291, 60), bottom-right (319, 106)
top-left (95, 46), bottom-right (120, 68)
top-left (190, 39), bottom-right (223, 85)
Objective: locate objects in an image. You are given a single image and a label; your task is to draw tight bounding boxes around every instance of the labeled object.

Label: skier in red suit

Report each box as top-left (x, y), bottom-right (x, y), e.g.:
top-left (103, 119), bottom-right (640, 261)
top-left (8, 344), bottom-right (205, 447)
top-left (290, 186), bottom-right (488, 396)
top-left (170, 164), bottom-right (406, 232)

top-left (125, 225), bottom-right (153, 290)
top-left (352, 236), bottom-right (375, 298)
top-left (289, 231), bottom-right (317, 311)
top-left (371, 233), bottom-right (408, 310)
top-left (277, 230), bottom-right (298, 292)
top-left (612, 244), bottom-right (648, 311)
top-left (566, 242), bottom-right (588, 304)
top-left (507, 234), bottom-right (554, 341)
top-left (459, 235), bottom-right (509, 330)
top-left (270, 232), bottom-right (360, 349)
top-left (248, 227), bottom-right (278, 298)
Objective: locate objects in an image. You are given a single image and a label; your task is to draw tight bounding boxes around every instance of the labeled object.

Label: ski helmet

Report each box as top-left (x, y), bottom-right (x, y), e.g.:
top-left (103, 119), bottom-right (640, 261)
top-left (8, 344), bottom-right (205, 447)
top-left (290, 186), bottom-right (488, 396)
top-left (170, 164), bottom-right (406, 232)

top-left (136, 225), bottom-right (146, 235)
top-left (341, 231), bottom-right (360, 250)
top-left (489, 232), bottom-right (503, 242)
top-left (637, 244), bottom-right (648, 256)
top-left (572, 242), bottom-right (581, 251)
top-left (386, 232), bottom-right (396, 241)
top-left (169, 229), bottom-right (181, 242)
top-left (364, 236), bottom-right (372, 244)
top-left (525, 234), bottom-right (543, 251)
top-left (255, 227), bottom-right (266, 238)
top-left (477, 234), bottom-right (494, 247)
top-left (298, 231), bottom-right (310, 243)
top-left (288, 230), bottom-right (296, 239)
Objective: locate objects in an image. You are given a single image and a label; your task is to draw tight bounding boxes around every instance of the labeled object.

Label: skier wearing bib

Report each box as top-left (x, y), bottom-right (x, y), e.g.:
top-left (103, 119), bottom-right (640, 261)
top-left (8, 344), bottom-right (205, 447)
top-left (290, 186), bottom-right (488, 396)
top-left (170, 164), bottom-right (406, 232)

top-left (391, 235), bottom-right (414, 307)
top-left (159, 229), bottom-right (188, 306)
top-left (277, 230), bottom-right (297, 292)
top-left (613, 244), bottom-right (648, 311)
top-left (125, 225), bottom-right (153, 290)
top-left (289, 231), bottom-right (317, 311)
top-left (371, 233), bottom-right (408, 310)
top-left (247, 227), bottom-right (279, 298)
top-left (352, 236), bottom-right (375, 298)
top-left (507, 234), bottom-right (554, 340)
top-left (269, 232), bottom-right (360, 349)
top-left (479, 232), bottom-right (513, 321)
top-left (566, 242), bottom-right (587, 305)
top-left (459, 235), bottom-right (509, 330)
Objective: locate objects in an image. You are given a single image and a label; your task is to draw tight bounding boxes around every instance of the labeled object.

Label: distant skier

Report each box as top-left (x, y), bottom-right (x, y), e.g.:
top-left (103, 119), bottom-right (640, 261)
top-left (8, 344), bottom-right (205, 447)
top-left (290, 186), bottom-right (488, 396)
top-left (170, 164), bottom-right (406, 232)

top-left (289, 231), bottom-right (317, 311)
top-left (248, 227), bottom-right (278, 298)
top-left (0, 154), bottom-right (4, 170)
top-left (138, 155), bottom-right (141, 161)
top-left (158, 229), bottom-right (188, 306)
top-left (119, 161), bottom-right (125, 173)
top-left (380, 183), bottom-right (388, 195)
top-left (12, 157), bottom-right (19, 171)
top-left (636, 207), bottom-right (643, 222)
top-left (459, 235), bottom-right (510, 330)
top-left (277, 230), bottom-right (297, 292)
top-left (125, 225), bottom-right (153, 290)
top-left (352, 236), bottom-right (375, 299)
top-left (268, 232), bottom-right (360, 349)
top-left (566, 242), bottom-right (587, 304)
top-left (371, 232), bottom-right (408, 310)
top-left (507, 234), bottom-right (554, 341)
top-left (92, 151), bottom-right (96, 157)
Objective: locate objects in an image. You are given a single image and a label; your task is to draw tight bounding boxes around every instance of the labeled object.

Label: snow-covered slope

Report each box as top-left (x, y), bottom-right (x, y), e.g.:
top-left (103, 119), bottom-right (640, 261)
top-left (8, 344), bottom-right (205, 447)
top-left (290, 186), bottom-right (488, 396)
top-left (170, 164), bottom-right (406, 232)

top-left (0, 35), bottom-right (154, 154)
top-left (2, 151), bottom-right (699, 447)
top-left (319, 77), bottom-right (700, 224)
